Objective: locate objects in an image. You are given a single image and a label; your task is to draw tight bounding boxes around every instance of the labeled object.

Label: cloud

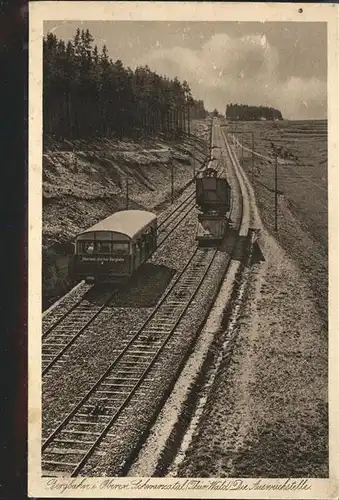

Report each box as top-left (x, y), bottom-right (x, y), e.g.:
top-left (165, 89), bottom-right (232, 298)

top-left (140, 33), bottom-right (326, 119)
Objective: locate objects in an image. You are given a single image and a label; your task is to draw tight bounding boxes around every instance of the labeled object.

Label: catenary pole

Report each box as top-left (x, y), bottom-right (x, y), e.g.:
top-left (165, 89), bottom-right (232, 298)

top-left (126, 177), bottom-right (129, 209)
top-left (252, 132), bottom-right (255, 184)
top-left (171, 156), bottom-right (174, 204)
top-left (193, 140), bottom-right (196, 178)
top-left (274, 154), bottom-right (278, 231)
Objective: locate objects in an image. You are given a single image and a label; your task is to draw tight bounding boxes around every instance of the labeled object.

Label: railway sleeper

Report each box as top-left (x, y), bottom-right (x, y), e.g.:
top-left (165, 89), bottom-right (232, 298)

top-left (41, 470), bottom-right (69, 477)
top-left (76, 412), bottom-right (111, 419)
top-left (151, 316), bottom-right (176, 322)
top-left (137, 336), bottom-right (163, 343)
top-left (96, 384), bottom-right (132, 391)
top-left (99, 384), bottom-right (136, 391)
top-left (47, 447), bottom-right (89, 455)
top-left (106, 371), bottom-right (141, 377)
top-left (117, 361), bottom-right (148, 368)
top-left (60, 429), bottom-right (101, 436)
top-left (45, 336), bottom-right (74, 342)
top-left (65, 424), bottom-right (106, 433)
top-left (43, 358), bottom-right (68, 365)
top-left (70, 420), bottom-right (106, 427)
top-left (43, 342), bottom-right (69, 348)
top-left (43, 460), bottom-right (76, 468)
top-left (124, 352), bottom-right (155, 358)
top-left (101, 380), bottom-right (138, 386)
top-left (54, 438), bottom-right (94, 445)
top-left (84, 402), bottom-right (126, 410)
top-left (164, 300), bottom-right (188, 306)
top-left (125, 350), bottom-right (158, 356)
top-left (93, 392), bottom-right (148, 403)
top-left (123, 355), bottom-right (150, 362)
top-left (144, 326), bottom-right (173, 332)
top-left (95, 390), bottom-right (131, 397)
top-left (130, 343), bottom-right (161, 350)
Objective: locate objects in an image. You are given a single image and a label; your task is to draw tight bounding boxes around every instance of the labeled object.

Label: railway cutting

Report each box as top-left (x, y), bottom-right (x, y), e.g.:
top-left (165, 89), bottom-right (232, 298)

top-left (41, 119), bottom-right (252, 477)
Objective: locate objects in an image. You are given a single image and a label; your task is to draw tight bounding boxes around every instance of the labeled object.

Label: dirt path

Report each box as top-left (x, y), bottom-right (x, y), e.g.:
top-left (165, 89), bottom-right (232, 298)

top-left (176, 227), bottom-right (328, 477)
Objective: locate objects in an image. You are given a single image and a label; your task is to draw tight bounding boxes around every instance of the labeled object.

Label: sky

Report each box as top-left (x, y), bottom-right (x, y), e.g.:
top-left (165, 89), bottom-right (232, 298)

top-left (44, 21), bottom-right (327, 120)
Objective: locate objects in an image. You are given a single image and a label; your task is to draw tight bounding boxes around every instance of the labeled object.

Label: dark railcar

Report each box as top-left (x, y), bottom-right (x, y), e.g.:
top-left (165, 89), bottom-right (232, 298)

top-left (196, 167), bottom-right (231, 216)
top-left (195, 168), bottom-right (231, 246)
top-left (69, 210), bottom-right (157, 283)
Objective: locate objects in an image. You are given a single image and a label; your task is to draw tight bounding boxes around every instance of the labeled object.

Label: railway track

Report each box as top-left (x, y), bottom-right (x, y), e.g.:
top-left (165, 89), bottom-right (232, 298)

top-left (42, 286), bottom-right (116, 375)
top-left (42, 282), bottom-right (94, 334)
top-left (157, 190), bottom-right (196, 247)
top-left (41, 135), bottom-right (243, 477)
top-left (42, 245), bottom-right (219, 477)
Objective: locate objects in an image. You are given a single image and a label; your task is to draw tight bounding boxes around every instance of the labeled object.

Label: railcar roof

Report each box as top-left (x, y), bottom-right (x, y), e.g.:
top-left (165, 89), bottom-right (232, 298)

top-left (78, 210), bottom-right (157, 240)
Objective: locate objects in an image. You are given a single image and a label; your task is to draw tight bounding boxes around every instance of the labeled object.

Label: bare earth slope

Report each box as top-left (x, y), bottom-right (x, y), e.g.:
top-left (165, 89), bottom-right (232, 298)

top-left (42, 121), bottom-right (210, 308)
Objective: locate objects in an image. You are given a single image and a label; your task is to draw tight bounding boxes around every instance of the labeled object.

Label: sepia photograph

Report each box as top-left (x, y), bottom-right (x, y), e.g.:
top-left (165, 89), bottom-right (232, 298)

top-left (29, 2), bottom-right (338, 498)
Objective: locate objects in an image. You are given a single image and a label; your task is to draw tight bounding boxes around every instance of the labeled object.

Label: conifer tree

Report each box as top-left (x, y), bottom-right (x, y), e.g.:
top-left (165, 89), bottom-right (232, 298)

top-left (43, 29), bottom-right (208, 141)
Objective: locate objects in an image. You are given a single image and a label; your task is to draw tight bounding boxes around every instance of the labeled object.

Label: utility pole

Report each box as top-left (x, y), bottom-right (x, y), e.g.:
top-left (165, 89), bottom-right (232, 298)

top-left (187, 101), bottom-right (191, 135)
top-left (171, 156), bottom-right (174, 204)
top-left (251, 131), bottom-right (255, 184)
top-left (126, 177), bottom-right (129, 209)
top-left (274, 154), bottom-right (278, 232)
top-left (193, 141), bottom-right (196, 179)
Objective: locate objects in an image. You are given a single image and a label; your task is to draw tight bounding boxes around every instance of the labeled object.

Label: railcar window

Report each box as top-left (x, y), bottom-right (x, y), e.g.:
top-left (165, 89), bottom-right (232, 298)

top-left (78, 241), bottom-right (112, 254)
top-left (113, 242), bottom-right (129, 255)
top-left (97, 241), bottom-right (112, 253)
top-left (80, 241), bottom-right (95, 254)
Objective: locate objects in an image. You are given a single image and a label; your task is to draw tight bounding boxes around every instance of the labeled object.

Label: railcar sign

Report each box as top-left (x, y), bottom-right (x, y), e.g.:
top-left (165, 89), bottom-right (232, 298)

top-left (81, 256), bottom-right (125, 262)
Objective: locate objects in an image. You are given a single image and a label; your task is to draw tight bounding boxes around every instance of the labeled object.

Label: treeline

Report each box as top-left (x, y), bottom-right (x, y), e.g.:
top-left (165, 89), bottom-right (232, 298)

top-left (43, 29), bottom-right (207, 142)
top-left (226, 103), bottom-right (283, 121)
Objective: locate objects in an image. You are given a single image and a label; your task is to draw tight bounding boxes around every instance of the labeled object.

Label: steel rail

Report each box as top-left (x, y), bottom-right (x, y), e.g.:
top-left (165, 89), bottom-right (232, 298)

top-left (42, 245), bottom-right (217, 474)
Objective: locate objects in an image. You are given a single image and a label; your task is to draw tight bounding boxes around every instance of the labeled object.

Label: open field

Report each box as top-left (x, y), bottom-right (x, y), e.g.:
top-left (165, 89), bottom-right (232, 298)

top-left (230, 119), bottom-right (327, 322)
top-left (231, 119), bottom-right (327, 247)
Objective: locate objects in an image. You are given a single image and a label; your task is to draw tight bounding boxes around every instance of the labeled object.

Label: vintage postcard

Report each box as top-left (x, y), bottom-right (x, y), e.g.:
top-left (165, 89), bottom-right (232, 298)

top-left (28, 2), bottom-right (338, 498)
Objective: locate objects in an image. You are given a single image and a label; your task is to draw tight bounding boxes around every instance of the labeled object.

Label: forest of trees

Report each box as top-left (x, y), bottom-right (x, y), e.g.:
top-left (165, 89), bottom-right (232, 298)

top-left (43, 29), bottom-right (207, 142)
top-left (225, 103), bottom-right (283, 121)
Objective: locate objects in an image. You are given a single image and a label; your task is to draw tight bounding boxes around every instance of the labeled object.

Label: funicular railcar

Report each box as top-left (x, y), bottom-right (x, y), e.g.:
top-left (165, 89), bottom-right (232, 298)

top-left (195, 167), bottom-right (231, 246)
top-left (69, 210), bottom-right (157, 283)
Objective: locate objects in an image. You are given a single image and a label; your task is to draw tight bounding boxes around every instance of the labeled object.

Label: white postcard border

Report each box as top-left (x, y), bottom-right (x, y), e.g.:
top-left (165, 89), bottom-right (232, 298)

top-left (28, 2), bottom-right (339, 498)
